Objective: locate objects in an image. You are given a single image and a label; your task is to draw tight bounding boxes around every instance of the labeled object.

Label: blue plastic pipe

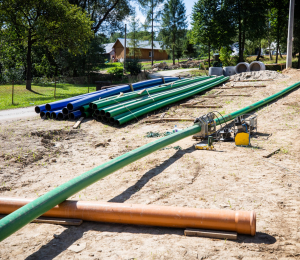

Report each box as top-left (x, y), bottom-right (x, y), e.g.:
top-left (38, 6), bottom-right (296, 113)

top-left (69, 110), bottom-right (82, 120)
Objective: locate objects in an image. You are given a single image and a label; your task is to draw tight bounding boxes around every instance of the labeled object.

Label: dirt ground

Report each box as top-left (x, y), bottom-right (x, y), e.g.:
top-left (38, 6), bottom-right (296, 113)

top-left (1, 69), bottom-right (300, 259)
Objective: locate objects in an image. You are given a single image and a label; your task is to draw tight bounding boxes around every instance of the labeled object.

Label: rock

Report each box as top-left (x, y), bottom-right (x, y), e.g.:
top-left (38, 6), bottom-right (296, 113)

top-left (122, 137), bottom-right (125, 140)
top-left (51, 158), bottom-right (57, 163)
top-left (107, 139), bottom-right (111, 142)
top-left (53, 234), bottom-right (59, 239)
top-left (95, 142), bottom-right (109, 148)
top-left (68, 242), bottom-right (86, 253)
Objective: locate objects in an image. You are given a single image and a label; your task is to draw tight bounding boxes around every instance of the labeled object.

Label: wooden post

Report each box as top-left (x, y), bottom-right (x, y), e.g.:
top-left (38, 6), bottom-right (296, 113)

top-left (54, 77), bottom-right (56, 99)
top-left (12, 80), bottom-right (14, 105)
top-left (124, 24), bottom-right (127, 75)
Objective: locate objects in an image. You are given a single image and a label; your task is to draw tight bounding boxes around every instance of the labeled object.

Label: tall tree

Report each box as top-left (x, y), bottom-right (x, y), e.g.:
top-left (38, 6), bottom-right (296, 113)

top-left (0, 0), bottom-right (93, 90)
top-left (138, 0), bottom-right (165, 65)
top-left (69, 0), bottom-right (132, 34)
top-left (269, 0), bottom-right (289, 63)
top-left (190, 0), bottom-right (235, 67)
top-left (160, 0), bottom-right (187, 65)
top-left (294, 0), bottom-right (300, 68)
top-left (127, 9), bottom-right (142, 59)
top-left (227, 0), bottom-right (268, 62)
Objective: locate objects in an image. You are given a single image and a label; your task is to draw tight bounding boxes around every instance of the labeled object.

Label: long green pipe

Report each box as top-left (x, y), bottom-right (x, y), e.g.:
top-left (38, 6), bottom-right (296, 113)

top-left (104, 77), bottom-right (223, 118)
top-left (90, 76), bottom-right (209, 109)
top-left (0, 81), bottom-right (299, 242)
top-left (112, 77), bottom-right (228, 125)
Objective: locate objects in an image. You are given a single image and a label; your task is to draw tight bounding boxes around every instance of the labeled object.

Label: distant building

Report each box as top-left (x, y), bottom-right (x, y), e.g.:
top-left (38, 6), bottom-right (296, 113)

top-left (102, 43), bottom-right (115, 61)
top-left (112, 38), bottom-right (169, 61)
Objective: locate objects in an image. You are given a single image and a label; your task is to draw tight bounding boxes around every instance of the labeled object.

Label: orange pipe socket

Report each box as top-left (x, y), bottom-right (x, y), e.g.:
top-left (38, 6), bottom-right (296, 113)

top-left (0, 197), bottom-right (256, 236)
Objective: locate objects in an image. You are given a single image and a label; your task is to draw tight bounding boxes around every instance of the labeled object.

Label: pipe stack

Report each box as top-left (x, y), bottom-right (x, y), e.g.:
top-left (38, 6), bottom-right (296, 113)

top-left (89, 76), bottom-right (229, 125)
top-left (34, 77), bottom-right (179, 120)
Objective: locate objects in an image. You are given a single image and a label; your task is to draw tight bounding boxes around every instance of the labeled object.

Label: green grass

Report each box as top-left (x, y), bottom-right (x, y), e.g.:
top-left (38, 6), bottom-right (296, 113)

top-left (0, 83), bottom-right (96, 110)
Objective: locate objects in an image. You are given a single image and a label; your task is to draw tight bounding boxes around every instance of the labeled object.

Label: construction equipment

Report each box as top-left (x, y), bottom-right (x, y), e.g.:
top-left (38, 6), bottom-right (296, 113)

top-left (233, 114), bottom-right (257, 146)
top-left (193, 112), bottom-right (216, 139)
top-left (195, 136), bottom-right (214, 150)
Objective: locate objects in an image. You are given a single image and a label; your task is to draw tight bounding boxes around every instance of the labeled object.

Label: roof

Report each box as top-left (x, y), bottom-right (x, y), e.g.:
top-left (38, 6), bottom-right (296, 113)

top-left (115, 38), bottom-right (164, 50)
top-left (103, 43), bottom-right (115, 54)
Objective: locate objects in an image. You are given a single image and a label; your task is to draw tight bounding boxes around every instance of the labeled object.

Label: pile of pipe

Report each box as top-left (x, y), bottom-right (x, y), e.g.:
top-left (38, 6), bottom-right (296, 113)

top-left (34, 77), bottom-right (179, 120)
top-left (89, 75), bottom-right (229, 125)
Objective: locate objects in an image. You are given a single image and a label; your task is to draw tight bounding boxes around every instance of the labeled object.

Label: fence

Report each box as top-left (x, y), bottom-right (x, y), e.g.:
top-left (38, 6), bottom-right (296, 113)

top-left (0, 73), bottom-right (149, 111)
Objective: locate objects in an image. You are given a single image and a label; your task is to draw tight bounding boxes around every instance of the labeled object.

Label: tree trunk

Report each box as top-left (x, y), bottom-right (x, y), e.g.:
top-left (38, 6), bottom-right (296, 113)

top-left (279, 45), bottom-right (283, 59)
top-left (172, 45), bottom-right (175, 65)
top-left (26, 35), bottom-right (32, 90)
top-left (298, 50), bottom-right (300, 69)
top-left (238, 0), bottom-right (243, 62)
top-left (256, 44), bottom-right (261, 61)
top-left (269, 43), bottom-right (273, 60)
top-left (241, 28), bottom-right (245, 61)
top-left (208, 42), bottom-right (211, 68)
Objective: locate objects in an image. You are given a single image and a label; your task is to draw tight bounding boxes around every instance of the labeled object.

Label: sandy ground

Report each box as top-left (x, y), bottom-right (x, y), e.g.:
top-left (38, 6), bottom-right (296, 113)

top-left (1, 70), bottom-right (300, 259)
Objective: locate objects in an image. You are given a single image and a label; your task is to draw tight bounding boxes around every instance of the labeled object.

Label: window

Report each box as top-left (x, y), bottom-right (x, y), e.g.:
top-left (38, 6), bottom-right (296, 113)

top-left (149, 51), bottom-right (152, 57)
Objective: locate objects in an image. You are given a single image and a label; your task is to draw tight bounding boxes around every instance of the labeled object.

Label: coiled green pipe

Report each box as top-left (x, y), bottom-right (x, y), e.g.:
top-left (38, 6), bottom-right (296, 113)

top-left (0, 81), bottom-right (299, 242)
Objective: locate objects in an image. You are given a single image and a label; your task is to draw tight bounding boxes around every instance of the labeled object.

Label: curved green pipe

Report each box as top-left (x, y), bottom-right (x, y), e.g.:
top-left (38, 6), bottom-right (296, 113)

top-left (0, 80), bottom-right (299, 242)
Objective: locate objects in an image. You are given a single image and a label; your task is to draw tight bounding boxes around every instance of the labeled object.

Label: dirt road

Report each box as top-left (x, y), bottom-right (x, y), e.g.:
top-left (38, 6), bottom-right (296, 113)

top-left (149, 68), bottom-right (196, 78)
top-left (0, 106), bottom-right (37, 122)
top-left (0, 69), bottom-right (300, 259)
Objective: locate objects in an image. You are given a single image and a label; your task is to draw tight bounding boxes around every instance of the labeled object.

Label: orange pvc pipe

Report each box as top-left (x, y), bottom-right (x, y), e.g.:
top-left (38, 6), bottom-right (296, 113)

top-left (0, 197), bottom-right (256, 235)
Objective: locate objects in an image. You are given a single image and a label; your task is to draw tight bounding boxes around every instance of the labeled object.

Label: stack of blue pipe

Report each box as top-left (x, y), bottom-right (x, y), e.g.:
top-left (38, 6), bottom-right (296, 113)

top-left (35, 77), bottom-right (179, 120)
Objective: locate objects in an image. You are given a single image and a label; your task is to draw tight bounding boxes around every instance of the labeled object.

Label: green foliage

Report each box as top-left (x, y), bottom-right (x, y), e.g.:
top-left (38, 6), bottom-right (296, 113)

top-left (124, 59), bottom-right (142, 76)
top-left (107, 67), bottom-right (124, 78)
top-left (0, 0), bottom-right (93, 88)
top-left (2, 67), bottom-right (24, 83)
top-left (128, 9), bottom-right (142, 59)
top-left (219, 47), bottom-right (233, 66)
top-left (160, 0), bottom-right (187, 65)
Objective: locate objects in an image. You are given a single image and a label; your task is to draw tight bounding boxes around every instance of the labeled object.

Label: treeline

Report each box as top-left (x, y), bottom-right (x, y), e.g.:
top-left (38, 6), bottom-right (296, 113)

top-left (190, 0), bottom-right (300, 67)
top-left (1, 0), bottom-right (299, 90)
top-left (0, 0), bottom-right (132, 89)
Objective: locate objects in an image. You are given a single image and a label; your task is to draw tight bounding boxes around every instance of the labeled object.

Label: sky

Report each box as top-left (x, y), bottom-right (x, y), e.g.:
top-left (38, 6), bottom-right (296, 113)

top-left (132, 0), bottom-right (198, 29)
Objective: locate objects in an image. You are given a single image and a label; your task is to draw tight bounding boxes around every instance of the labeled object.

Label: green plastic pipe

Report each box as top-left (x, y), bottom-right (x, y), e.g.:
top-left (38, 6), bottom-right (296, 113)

top-left (90, 76), bottom-right (210, 109)
top-left (0, 81), bottom-right (299, 242)
top-left (105, 77), bottom-right (223, 118)
top-left (113, 77), bottom-right (228, 125)
top-left (98, 77), bottom-right (221, 117)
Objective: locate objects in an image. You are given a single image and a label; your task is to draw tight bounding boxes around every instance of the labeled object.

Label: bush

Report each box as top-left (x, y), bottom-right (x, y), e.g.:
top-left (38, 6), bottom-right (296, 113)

top-left (107, 66), bottom-right (124, 78)
top-left (124, 59), bottom-right (142, 76)
top-left (220, 47), bottom-right (232, 66)
top-left (212, 61), bottom-right (222, 67)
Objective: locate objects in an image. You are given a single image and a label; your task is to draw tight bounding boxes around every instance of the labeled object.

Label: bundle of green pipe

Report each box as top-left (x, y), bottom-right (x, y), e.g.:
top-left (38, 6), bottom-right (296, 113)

top-left (87, 75), bottom-right (228, 125)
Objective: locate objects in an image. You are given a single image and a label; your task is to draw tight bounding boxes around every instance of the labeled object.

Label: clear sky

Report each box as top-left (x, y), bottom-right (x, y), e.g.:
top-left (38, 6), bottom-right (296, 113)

top-left (132, 0), bottom-right (198, 29)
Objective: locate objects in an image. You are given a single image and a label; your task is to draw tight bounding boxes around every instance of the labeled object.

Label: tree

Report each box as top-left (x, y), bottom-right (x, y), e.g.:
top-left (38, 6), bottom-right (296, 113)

top-left (227, 0), bottom-right (268, 62)
top-left (138, 0), bottom-right (165, 65)
top-left (127, 9), bottom-right (142, 59)
top-left (69, 0), bottom-right (132, 34)
top-left (160, 0), bottom-right (187, 65)
top-left (190, 0), bottom-right (235, 67)
top-left (269, 0), bottom-right (289, 63)
top-left (0, 0), bottom-right (93, 90)
top-left (294, 0), bottom-right (300, 68)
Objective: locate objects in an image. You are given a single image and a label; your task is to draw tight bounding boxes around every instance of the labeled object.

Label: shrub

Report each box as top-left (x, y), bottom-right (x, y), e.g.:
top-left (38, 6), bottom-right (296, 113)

top-left (220, 47), bottom-right (232, 66)
top-left (124, 59), bottom-right (142, 76)
top-left (107, 66), bottom-right (124, 78)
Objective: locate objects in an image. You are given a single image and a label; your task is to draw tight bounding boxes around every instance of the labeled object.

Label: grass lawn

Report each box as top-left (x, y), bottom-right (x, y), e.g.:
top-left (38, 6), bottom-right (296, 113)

top-left (0, 83), bottom-right (96, 111)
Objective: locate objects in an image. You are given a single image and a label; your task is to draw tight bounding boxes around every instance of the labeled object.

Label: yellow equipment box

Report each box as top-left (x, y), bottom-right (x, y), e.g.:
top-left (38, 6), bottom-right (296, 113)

top-left (235, 132), bottom-right (250, 146)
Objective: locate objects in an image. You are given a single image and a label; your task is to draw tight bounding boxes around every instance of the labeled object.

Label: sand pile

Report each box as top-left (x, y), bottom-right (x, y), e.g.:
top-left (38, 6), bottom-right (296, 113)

top-left (230, 70), bottom-right (288, 81)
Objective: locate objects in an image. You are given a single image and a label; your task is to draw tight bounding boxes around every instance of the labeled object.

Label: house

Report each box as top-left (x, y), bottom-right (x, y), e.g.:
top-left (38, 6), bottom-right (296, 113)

top-left (102, 43), bottom-right (115, 61)
top-left (112, 38), bottom-right (169, 61)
